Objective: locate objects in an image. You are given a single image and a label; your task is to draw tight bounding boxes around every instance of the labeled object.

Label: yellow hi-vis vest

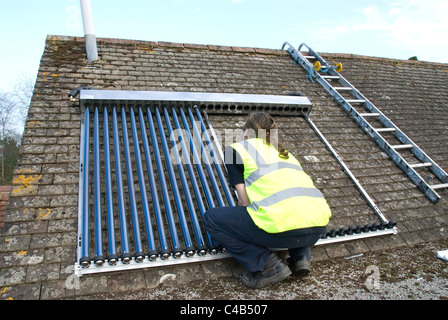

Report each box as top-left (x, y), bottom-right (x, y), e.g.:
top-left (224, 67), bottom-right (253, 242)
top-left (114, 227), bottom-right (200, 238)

top-left (230, 138), bottom-right (331, 233)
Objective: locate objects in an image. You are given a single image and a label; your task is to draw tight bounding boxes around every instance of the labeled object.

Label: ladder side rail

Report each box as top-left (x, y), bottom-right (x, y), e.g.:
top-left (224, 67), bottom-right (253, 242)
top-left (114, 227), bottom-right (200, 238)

top-left (282, 42), bottom-right (317, 82)
top-left (393, 129), bottom-right (448, 183)
top-left (285, 45), bottom-right (314, 73)
top-left (322, 68), bottom-right (448, 184)
top-left (298, 43), bottom-right (328, 68)
top-left (284, 43), bottom-right (447, 200)
top-left (367, 123), bottom-right (441, 202)
top-left (313, 73), bottom-right (442, 202)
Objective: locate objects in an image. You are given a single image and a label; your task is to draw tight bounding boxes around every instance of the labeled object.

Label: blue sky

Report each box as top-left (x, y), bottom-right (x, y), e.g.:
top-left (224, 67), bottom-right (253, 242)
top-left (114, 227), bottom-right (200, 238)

top-left (1, 0), bottom-right (447, 92)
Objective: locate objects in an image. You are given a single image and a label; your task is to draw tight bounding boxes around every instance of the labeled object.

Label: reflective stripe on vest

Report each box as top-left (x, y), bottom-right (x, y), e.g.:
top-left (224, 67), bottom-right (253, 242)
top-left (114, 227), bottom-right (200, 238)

top-left (230, 138), bottom-right (331, 233)
top-left (248, 186), bottom-right (324, 212)
top-left (245, 162), bottom-right (304, 187)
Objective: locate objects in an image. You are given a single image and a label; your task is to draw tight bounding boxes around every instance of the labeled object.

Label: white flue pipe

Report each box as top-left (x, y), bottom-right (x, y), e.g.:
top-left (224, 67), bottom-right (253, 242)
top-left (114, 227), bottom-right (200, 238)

top-left (80, 0), bottom-right (98, 61)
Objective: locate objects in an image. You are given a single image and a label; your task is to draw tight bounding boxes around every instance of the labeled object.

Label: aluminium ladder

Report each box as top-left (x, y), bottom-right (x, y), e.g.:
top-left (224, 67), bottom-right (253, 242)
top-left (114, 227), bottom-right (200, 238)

top-left (282, 42), bottom-right (448, 203)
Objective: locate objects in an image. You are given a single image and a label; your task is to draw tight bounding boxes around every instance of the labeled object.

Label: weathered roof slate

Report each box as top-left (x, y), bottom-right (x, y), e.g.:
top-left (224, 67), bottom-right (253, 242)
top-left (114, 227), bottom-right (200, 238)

top-left (0, 35), bottom-right (447, 299)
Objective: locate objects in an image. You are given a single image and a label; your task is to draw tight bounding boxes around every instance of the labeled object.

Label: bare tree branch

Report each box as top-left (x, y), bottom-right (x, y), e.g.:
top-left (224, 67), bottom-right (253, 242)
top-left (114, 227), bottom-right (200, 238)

top-left (0, 76), bottom-right (34, 182)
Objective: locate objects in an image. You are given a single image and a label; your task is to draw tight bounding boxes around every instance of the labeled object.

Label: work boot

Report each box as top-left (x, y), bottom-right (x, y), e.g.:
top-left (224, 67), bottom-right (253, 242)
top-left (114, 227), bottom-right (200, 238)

top-left (287, 255), bottom-right (311, 277)
top-left (240, 252), bottom-right (292, 289)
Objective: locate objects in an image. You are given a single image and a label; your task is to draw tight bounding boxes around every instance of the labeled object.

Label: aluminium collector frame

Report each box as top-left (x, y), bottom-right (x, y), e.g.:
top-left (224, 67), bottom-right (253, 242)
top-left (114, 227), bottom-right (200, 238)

top-left (74, 89), bottom-right (396, 277)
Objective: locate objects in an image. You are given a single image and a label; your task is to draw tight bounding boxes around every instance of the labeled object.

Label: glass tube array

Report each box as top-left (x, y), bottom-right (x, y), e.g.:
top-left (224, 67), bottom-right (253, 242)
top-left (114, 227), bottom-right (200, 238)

top-left (77, 103), bottom-right (235, 268)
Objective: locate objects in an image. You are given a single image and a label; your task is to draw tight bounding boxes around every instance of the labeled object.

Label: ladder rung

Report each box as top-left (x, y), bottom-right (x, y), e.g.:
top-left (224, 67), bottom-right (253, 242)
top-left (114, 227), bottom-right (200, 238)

top-left (322, 76), bottom-right (340, 80)
top-left (410, 162), bottom-right (433, 169)
top-left (392, 144), bottom-right (414, 150)
top-left (360, 113), bottom-right (380, 117)
top-left (333, 87), bottom-right (352, 91)
top-left (376, 128), bottom-right (396, 132)
top-left (431, 183), bottom-right (448, 190)
top-left (304, 56), bottom-right (316, 59)
top-left (346, 99), bottom-right (366, 104)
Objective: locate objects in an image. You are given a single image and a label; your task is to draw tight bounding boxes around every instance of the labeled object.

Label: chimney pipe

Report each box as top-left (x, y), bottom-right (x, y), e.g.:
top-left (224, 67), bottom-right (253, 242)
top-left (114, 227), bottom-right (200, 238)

top-left (80, 0), bottom-right (98, 61)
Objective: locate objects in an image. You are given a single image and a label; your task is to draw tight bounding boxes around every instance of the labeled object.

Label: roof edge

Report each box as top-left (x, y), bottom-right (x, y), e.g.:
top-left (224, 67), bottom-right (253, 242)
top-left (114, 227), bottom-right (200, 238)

top-left (45, 35), bottom-right (287, 56)
top-left (46, 35), bottom-right (447, 66)
top-left (320, 51), bottom-right (447, 67)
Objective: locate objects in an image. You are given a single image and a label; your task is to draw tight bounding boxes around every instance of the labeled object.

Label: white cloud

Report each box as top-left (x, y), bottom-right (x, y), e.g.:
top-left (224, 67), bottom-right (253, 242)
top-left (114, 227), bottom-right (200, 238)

top-left (304, 1), bottom-right (448, 62)
top-left (357, 1), bottom-right (448, 60)
top-left (355, 6), bottom-right (387, 31)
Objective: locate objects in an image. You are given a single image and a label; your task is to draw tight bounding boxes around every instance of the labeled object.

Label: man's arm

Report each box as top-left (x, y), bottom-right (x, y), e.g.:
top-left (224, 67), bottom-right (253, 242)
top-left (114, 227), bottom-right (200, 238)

top-left (234, 183), bottom-right (250, 207)
top-left (225, 146), bottom-right (249, 206)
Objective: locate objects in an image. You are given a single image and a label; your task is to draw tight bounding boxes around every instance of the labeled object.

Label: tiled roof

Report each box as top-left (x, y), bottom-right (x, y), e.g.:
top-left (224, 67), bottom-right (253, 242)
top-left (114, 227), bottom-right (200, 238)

top-left (0, 35), bottom-right (447, 299)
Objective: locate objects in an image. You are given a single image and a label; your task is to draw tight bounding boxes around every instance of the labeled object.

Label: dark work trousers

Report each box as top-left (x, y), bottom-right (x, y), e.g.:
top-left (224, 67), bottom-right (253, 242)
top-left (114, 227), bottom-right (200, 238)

top-left (203, 206), bottom-right (326, 273)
